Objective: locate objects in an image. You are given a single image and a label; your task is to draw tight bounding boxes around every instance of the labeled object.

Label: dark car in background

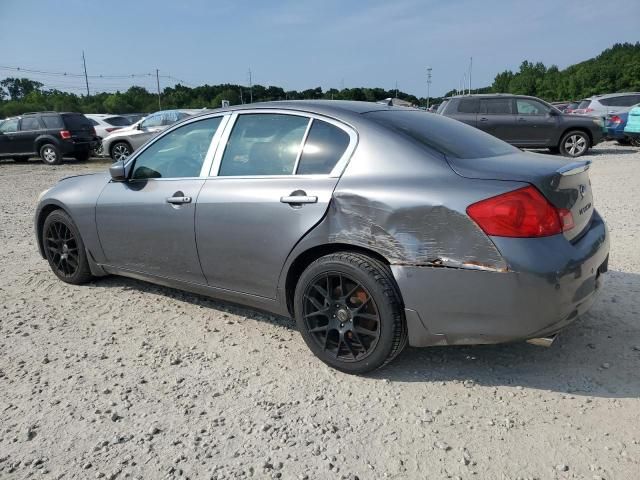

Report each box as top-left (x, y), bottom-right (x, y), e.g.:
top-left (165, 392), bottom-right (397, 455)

top-left (439, 94), bottom-right (604, 157)
top-left (0, 111), bottom-right (97, 165)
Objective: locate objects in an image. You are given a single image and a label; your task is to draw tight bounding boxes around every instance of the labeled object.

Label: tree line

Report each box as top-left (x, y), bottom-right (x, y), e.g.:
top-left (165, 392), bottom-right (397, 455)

top-left (2, 42), bottom-right (639, 117)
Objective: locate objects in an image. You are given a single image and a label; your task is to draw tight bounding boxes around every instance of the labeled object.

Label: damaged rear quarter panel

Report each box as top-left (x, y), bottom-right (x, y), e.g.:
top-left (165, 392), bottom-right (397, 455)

top-left (323, 129), bottom-right (525, 271)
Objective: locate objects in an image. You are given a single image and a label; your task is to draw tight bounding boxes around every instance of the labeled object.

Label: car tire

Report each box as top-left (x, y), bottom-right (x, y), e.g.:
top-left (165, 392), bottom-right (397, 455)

top-left (74, 150), bottom-right (90, 162)
top-left (616, 139), bottom-right (631, 146)
top-left (629, 137), bottom-right (640, 148)
top-left (110, 141), bottom-right (132, 161)
top-left (293, 252), bottom-right (407, 374)
top-left (42, 209), bottom-right (93, 285)
top-left (40, 143), bottom-right (62, 165)
top-left (558, 130), bottom-right (590, 157)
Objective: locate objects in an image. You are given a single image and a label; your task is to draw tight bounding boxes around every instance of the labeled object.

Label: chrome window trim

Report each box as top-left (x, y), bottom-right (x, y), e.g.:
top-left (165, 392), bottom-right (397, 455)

top-left (208, 109), bottom-right (358, 179)
top-left (123, 113), bottom-right (231, 179)
top-left (292, 118), bottom-right (313, 174)
top-left (199, 115), bottom-right (231, 177)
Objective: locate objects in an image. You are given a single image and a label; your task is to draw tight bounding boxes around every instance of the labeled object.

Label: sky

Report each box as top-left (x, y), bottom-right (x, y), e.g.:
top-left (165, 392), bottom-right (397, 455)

top-left (1, 0), bottom-right (639, 98)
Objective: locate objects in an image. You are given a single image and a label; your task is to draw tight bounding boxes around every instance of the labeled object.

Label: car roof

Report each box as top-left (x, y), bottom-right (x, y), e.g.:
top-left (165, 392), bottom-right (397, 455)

top-left (584, 92), bottom-right (640, 100)
top-left (189, 100), bottom-right (400, 120)
top-left (443, 94), bottom-right (544, 101)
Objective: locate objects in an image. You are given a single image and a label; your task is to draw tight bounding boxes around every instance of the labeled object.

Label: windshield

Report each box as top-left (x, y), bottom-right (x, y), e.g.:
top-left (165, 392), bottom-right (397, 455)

top-left (365, 110), bottom-right (517, 159)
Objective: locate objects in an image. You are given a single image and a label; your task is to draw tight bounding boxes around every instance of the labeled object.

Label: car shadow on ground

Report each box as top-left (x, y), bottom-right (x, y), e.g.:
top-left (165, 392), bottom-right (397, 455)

top-left (95, 270), bottom-right (639, 399)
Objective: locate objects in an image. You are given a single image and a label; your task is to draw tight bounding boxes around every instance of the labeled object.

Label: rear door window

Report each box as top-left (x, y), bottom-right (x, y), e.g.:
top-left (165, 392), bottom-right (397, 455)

top-left (218, 114), bottom-right (309, 176)
top-left (20, 117), bottom-right (42, 130)
top-left (601, 95), bottom-right (640, 107)
top-left (577, 100), bottom-right (591, 109)
top-left (457, 98), bottom-right (480, 113)
top-left (41, 115), bottom-right (64, 129)
top-left (480, 98), bottom-right (513, 114)
top-left (296, 120), bottom-right (350, 175)
top-left (436, 100), bottom-right (449, 114)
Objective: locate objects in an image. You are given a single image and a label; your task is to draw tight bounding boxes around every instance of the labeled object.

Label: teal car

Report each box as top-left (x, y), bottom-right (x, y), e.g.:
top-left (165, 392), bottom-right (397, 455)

top-left (624, 105), bottom-right (640, 146)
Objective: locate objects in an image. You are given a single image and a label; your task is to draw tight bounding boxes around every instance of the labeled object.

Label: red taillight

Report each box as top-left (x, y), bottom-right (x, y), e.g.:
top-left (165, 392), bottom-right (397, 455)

top-left (91, 127), bottom-right (96, 135)
top-left (584, 108), bottom-right (594, 113)
top-left (105, 127), bottom-right (117, 133)
top-left (60, 130), bottom-right (71, 139)
top-left (609, 115), bottom-right (622, 124)
top-left (467, 185), bottom-right (573, 238)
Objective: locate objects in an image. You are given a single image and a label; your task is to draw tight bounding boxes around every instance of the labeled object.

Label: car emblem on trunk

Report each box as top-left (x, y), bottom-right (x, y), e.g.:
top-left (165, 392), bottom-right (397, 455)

top-left (579, 184), bottom-right (586, 198)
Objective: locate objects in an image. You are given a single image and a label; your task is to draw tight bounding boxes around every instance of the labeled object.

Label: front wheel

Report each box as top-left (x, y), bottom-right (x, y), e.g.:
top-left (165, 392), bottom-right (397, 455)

top-left (42, 210), bottom-right (93, 284)
top-left (110, 142), bottom-right (132, 161)
top-left (294, 252), bottom-right (407, 374)
top-left (559, 130), bottom-right (590, 157)
top-left (40, 143), bottom-right (62, 165)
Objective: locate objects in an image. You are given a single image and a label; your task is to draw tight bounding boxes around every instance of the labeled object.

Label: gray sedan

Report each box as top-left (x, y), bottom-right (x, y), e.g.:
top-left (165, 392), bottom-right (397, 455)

top-left (34, 101), bottom-right (609, 373)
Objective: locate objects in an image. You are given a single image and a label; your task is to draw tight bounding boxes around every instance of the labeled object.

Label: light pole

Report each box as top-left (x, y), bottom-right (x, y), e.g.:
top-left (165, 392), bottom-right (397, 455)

top-left (426, 67), bottom-right (432, 109)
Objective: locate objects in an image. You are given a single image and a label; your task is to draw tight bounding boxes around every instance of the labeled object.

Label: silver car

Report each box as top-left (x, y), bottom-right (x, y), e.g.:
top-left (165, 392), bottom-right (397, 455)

top-left (102, 109), bottom-right (203, 161)
top-left (34, 101), bottom-right (609, 373)
top-left (574, 92), bottom-right (640, 117)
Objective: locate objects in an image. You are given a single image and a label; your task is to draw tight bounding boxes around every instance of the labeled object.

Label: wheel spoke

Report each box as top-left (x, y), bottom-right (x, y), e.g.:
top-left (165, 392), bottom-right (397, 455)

top-left (354, 325), bottom-right (378, 337)
top-left (305, 294), bottom-right (325, 312)
top-left (344, 337), bottom-right (357, 359)
top-left (308, 325), bottom-right (328, 334)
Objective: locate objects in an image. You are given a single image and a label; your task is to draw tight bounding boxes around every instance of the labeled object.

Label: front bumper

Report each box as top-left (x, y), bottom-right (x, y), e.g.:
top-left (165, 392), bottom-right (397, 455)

top-left (393, 211), bottom-right (609, 347)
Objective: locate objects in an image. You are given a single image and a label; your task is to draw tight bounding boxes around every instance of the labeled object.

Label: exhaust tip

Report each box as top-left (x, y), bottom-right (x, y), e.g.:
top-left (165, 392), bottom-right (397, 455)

top-left (526, 335), bottom-right (557, 348)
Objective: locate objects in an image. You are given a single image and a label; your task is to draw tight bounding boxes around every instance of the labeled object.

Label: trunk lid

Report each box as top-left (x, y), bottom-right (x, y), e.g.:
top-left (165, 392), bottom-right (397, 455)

top-left (446, 151), bottom-right (594, 241)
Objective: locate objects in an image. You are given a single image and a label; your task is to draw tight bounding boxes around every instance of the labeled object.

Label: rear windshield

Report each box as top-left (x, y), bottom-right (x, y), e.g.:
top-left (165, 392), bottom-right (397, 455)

top-left (62, 114), bottom-right (92, 129)
top-left (577, 100), bottom-right (591, 109)
top-left (105, 116), bottom-right (132, 127)
top-left (365, 110), bottom-right (517, 159)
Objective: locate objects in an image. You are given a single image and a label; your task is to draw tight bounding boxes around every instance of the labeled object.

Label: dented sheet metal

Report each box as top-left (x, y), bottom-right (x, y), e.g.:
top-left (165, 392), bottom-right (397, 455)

top-left (327, 193), bottom-right (508, 271)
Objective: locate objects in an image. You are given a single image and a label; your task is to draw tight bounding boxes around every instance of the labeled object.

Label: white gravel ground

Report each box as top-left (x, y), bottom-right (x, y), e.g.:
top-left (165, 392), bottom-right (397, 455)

top-left (1, 142), bottom-right (639, 480)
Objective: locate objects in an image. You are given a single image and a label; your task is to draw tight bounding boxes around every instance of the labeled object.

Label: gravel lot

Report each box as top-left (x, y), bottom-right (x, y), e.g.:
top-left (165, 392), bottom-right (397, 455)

top-left (1, 143), bottom-right (639, 480)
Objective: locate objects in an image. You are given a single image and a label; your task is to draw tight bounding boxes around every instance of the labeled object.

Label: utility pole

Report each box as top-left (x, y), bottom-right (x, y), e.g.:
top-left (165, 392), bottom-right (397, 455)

top-left (248, 69), bottom-right (253, 104)
top-left (239, 88), bottom-right (244, 104)
top-left (469, 56), bottom-right (473, 95)
top-left (82, 51), bottom-right (90, 96)
top-left (395, 80), bottom-right (398, 98)
top-left (426, 67), bottom-right (432, 109)
top-left (156, 69), bottom-right (161, 109)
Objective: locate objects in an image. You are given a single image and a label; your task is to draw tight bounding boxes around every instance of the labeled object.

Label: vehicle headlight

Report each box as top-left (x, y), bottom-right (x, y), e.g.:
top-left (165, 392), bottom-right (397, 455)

top-left (37, 188), bottom-right (51, 201)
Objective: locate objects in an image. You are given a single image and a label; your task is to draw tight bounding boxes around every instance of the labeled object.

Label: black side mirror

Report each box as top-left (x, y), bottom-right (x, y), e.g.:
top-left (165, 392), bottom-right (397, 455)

top-left (548, 109), bottom-right (559, 116)
top-left (109, 161), bottom-right (127, 181)
top-left (137, 123), bottom-right (143, 130)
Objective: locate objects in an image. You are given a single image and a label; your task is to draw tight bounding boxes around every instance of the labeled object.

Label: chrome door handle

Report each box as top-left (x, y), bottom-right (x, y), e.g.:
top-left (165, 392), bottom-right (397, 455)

top-left (166, 196), bottom-right (192, 204)
top-left (280, 195), bottom-right (318, 204)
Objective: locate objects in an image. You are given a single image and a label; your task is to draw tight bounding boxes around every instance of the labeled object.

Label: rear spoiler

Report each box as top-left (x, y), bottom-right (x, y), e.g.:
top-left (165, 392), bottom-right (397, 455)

top-left (550, 160), bottom-right (590, 188)
top-left (556, 160), bottom-right (591, 176)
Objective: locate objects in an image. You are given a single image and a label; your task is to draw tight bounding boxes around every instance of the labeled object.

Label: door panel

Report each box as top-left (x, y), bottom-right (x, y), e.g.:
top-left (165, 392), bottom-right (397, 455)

top-left (96, 179), bottom-right (206, 283)
top-left (513, 115), bottom-right (556, 145)
top-left (196, 177), bottom-right (338, 298)
top-left (478, 98), bottom-right (516, 142)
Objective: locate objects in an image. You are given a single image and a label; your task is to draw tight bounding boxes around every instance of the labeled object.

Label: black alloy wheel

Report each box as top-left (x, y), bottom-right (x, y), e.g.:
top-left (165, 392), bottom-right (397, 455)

top-left (302, 272), bottom-right (381, 362)
top-left (294, 252), bottom-right (407, 374)
top-left (42, 210), bottom-right (93, 284)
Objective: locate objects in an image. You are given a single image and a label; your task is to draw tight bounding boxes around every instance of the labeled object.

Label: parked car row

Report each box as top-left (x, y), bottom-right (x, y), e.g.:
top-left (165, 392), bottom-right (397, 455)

top-left (0, 109), bottom-right (209, 165)
top-left (437, 94), bottom-right (605, 157)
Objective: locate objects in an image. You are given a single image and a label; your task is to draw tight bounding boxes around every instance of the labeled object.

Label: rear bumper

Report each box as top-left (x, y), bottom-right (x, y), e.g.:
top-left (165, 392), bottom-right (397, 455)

top-left (393, 211), bottom-right (609, 347)
top-left (59, 138), bottom-right (97, 155)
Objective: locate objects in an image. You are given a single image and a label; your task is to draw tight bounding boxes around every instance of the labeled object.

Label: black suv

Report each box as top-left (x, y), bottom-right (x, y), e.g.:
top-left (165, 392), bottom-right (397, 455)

top-left (0, 112), bottom-right (97, 165)
top-left (437, 94), bottom-right (605, 157)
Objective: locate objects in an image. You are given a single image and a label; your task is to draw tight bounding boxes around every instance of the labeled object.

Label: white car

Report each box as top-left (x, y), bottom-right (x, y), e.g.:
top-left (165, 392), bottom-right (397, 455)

top-left (102, 109), bottom-right (204, 161)
top-left (85, 114), bottom-right (133, 154)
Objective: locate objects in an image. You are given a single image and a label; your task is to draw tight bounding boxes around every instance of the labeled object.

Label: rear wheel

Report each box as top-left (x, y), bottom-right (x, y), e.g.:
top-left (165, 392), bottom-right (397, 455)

top-left (42, 210), bottom-right (93, 284)
top-left (40, 143), bottom-right (62, 165)
top-left (559, 130), bottom-right (590, 157)
top-left (294, 252), bottom-right (407, 374)
top-left (110, 142), bottom-right (132, 161)
top-left (630, 136), bottom-right (640, 147)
